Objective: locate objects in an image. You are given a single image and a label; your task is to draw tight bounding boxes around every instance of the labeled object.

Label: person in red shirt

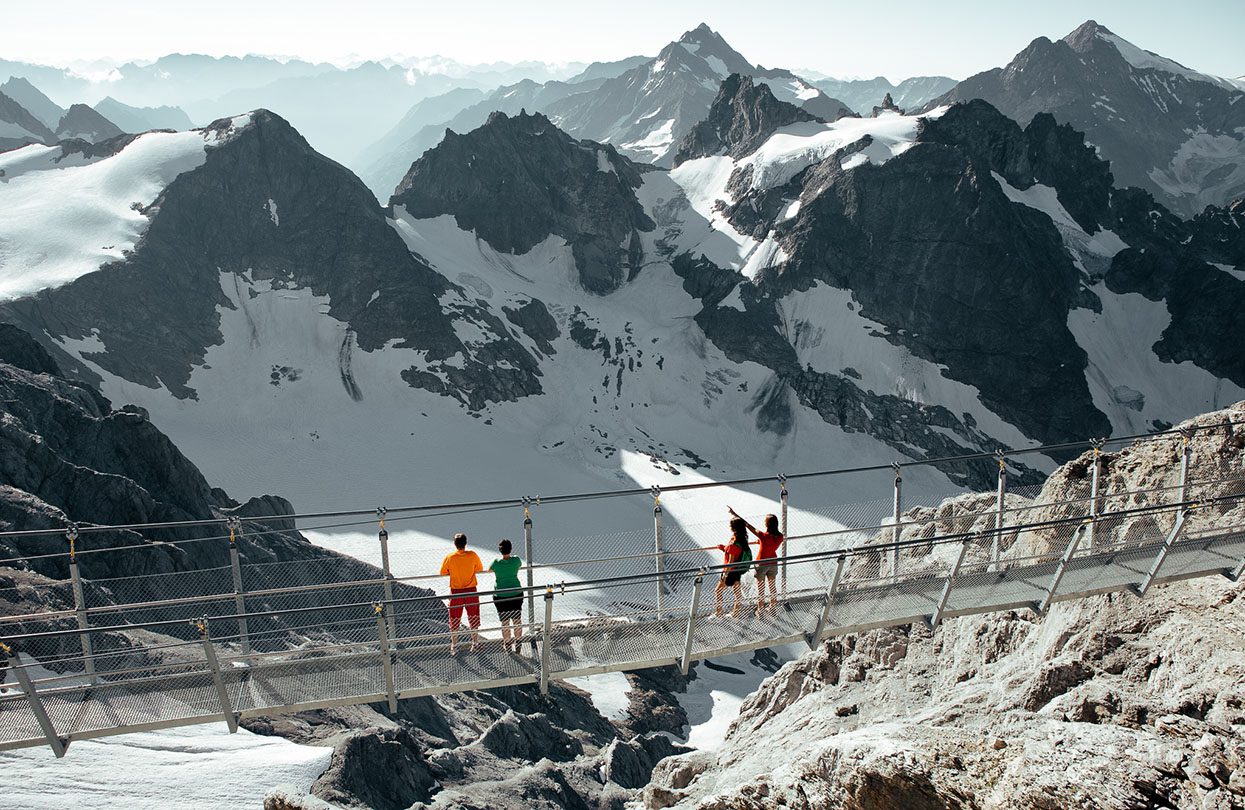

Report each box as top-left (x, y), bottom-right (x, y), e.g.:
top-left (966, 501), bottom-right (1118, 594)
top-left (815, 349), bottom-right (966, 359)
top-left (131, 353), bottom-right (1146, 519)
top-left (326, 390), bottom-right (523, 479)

top-left (715, 517), bottom-right (752, 618)
top-left (440, 533), bottom-right (484, 652)
top-left (729, 507), bottom-right (783, 616)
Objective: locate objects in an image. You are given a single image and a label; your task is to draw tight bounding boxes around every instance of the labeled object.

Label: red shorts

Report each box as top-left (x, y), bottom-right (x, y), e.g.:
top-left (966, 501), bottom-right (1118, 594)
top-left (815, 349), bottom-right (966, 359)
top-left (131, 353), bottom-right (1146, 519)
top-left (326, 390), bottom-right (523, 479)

top-left (448, 587), bottom-right (480, 629)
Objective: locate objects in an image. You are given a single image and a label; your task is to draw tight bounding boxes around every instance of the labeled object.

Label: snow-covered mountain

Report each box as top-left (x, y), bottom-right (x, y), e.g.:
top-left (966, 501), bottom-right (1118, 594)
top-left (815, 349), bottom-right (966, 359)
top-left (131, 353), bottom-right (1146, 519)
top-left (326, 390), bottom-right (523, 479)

top-left (805, 74), bottom-right (956, 116)
top-left (2, 70), bottom-right (1243, 524)
top-left (358, 24), bottom-right (853, 198)
top-left (543, 23), bottom-right (853, 166)
top-left (933, 20), bottom-right (1245, 217)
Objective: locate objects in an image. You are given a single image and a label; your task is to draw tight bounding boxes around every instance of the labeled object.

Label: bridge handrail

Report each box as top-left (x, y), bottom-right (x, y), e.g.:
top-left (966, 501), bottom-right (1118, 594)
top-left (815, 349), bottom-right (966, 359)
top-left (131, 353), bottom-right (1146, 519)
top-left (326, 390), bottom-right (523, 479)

top-left (0, 420), bottom-right (1237, 548)
top-left (2, 490), bottom-right (1239, 659)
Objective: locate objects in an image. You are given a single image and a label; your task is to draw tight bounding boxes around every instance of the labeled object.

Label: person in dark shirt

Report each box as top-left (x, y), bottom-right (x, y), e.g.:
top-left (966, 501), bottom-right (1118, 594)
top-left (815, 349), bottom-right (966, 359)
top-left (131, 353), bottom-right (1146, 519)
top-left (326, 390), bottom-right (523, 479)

top-left (729, 507), bottom-right (784, 616)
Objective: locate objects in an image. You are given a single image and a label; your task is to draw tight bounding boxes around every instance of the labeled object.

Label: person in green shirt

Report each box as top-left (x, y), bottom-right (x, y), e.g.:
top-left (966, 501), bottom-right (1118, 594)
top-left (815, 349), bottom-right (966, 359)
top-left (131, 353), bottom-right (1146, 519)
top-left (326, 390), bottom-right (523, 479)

top-left (488, 539), bottom-right (524, 653)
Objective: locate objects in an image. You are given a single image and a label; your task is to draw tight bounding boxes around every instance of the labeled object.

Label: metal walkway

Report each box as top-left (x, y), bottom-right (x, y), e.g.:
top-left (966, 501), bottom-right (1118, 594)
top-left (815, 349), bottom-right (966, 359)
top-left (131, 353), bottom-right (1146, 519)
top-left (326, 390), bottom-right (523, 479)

top-left (1, 430), bottom-right (1244, 756)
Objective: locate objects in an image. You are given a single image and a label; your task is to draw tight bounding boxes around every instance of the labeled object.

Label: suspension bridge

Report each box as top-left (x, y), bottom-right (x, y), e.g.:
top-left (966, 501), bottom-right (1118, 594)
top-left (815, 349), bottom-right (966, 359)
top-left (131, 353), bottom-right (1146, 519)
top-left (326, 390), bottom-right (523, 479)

top-left (1, 423), bottom-right (1243, 758)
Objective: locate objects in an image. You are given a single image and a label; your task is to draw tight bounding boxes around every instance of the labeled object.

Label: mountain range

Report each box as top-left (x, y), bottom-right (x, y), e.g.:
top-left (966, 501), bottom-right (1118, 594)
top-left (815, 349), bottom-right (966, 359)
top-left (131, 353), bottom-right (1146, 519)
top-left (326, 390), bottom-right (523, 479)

top-left (933, 20), bottom-right (1245, 216)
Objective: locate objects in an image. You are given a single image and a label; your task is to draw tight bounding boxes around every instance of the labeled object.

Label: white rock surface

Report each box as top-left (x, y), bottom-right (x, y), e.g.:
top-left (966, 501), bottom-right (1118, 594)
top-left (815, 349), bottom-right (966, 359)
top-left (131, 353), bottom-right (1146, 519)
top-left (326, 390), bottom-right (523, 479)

top-left (645, 403), bottom-right (1245, 809)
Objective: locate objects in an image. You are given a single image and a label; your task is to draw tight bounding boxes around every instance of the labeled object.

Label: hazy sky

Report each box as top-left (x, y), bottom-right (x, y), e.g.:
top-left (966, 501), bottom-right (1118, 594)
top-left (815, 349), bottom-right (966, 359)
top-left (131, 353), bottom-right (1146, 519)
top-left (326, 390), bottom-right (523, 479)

top-left (8, 0), bottom-right (1244, 81)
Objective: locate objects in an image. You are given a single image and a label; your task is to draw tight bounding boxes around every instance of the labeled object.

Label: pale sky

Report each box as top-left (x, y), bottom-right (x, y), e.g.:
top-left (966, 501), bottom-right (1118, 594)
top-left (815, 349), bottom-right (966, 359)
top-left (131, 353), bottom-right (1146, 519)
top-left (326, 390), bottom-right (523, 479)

top-left (7, 0), bottom-right (1244, 82)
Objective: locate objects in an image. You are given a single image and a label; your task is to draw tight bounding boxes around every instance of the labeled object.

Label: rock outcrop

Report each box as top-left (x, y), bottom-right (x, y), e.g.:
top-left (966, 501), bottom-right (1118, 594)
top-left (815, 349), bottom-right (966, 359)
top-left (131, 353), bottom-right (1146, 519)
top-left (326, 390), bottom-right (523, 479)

top-left (392, 109), bottom-right (654, 294)
top-left (674, 74), bottom-right (821, 165)
top-left (644, 403), bottom-right (1245, 809)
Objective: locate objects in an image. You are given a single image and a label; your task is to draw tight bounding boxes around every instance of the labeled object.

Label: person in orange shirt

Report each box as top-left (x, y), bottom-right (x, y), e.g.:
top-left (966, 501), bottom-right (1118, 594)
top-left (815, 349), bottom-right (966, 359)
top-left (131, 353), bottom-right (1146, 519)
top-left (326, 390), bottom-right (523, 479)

top-left (440, 533), bottom-right (484, 652)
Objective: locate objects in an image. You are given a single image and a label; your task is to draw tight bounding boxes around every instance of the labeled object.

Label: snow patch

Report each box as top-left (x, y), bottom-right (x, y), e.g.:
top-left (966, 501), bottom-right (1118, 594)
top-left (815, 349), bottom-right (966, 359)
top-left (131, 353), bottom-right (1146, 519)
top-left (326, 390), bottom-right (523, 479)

top-left (266, 198), bottom-right (280, 226)
top-left (1068, 284), bottom-right (1245, 435)
top-left (0, 129), bottom-right (218, 299)
top-left (566, 671), bottom-right (632, 720)
top-left (595, 149), bottom-right (616, 175)
top-left (992, 172), bottom-right (1127, 272)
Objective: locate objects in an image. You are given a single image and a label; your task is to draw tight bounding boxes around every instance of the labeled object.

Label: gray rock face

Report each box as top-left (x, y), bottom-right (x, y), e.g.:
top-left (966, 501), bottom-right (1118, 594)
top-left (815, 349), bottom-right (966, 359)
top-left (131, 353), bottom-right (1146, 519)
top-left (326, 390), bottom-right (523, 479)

top-left (391, 110), bottom-right (654, 294)
top-left (932, 20), bottom-right (1245, 216)
top-left (678, 99), bottom-right (1113, 451)
top-left (644, 404), bottom-right (1245, 809)
top-left (602, 734), bottom-right (691, 789)
top-left (311, 727), bottom-right (437, 810)
top-left (0, 110), bottom-right (543, 411)
top-left (54, 103), bottom-right (124, 143)
top-left (673, 74), bottom-right (821, 165)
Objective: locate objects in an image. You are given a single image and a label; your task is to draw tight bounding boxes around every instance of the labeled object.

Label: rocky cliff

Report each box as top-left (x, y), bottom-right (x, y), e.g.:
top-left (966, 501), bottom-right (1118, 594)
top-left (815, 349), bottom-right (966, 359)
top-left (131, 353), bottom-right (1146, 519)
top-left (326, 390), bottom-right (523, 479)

top-left (644, 402), bottom-right (1245, 809)
top-left (391, 109), bottom-right (655, 294)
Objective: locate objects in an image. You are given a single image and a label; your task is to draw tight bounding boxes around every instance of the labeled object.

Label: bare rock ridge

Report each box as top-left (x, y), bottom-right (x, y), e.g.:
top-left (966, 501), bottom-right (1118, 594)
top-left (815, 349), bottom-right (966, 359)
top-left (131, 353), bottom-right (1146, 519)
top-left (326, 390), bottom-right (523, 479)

top-left (390, 109), bottom-right (655, 294)
top-left (673, 73), bottom-right (823, 165)
top-left (645, 402), bottom-right (1245, 809)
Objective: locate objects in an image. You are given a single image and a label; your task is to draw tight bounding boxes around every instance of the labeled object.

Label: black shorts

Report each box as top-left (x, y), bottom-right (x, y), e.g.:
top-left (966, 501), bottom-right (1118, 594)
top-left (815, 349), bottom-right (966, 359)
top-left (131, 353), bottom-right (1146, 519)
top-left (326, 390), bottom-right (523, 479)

top-left (721, 570), bottom-right (744, 587)
top-left (494, 597), bottom-right (523, 620)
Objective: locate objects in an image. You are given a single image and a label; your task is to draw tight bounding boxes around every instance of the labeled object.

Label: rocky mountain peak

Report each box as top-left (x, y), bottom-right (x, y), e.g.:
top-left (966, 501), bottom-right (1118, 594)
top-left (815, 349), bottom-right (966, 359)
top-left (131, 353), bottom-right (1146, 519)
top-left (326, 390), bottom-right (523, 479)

top-left (673, 73), bottom-right (821, 165)
top-left (0, 90), bottom-right (56, 150)
top-left (54, 102), bottom-right (125, 142)
top-left (1062, 19), bottom-right (1113, 51)
top-left (390, 111), bottom-right (654, 294)
top-left (0, 76), bottom-right (64, 130)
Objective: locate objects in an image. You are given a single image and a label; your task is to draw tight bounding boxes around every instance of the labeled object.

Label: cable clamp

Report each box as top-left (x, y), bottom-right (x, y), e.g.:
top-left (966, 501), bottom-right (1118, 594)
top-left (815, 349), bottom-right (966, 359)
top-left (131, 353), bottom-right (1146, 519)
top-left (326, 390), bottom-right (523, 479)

top-left (996, 449), bottom-right (1006, 472)
top-left (650, 485), bottom-right (661, 507)
top-left (376, 507), bottom-right (387, 532)
top-left (66, 523), bottom-right (79, 560)
top-left (0, 640), bottom-right (11, 655)
top-left (191, 617), bottom-right (208, 638)
top-left (892, 462), bottom-right (902, 481)
top-left (226, 516), bottom-right (241, 545)
top-left (372, 601), bottom-right (384, 615)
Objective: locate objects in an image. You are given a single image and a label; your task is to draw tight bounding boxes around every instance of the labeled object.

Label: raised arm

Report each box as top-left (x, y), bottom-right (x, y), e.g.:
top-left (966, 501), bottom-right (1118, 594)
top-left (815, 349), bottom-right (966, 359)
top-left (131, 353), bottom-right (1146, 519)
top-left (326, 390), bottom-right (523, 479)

top-left (727, 507), bottom-right (762, 538)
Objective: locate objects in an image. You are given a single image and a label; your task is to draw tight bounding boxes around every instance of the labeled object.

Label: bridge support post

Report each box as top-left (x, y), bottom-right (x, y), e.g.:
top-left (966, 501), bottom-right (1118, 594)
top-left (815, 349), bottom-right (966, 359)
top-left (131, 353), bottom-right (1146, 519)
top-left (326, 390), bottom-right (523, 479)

top-left (539, 587), bottom-right (554, 696)
top-left (779, 476), bottom-right (789, 597)
top-left (1087, 441), bottom-right (1103, 551)
top-left (66, 525), bottom-right (96, 685)
top-left (891, 464), bottom-right (902, 582)
top-left (808, 554), bottom-right (846, 649)
top-left (226, 518), bottom-right (252, 659)
top-left (1136, 509), bottom-right (1189, 599)
top-left (3, 642), bottom-right (66, 757)
top-left (680, 572), bottom-right (705, 675)
top-left (523, 499), bottom-right (536, 648)
top-left (195, 619), bottom-right (237, 734)
top-left (933, 536), bottom-right (973, 626)
top-left (374, 604), bottom-right (398, 713)
top-left (1039, 523), bottom-right (1088, 613)
top-left (992, 453), bottom-right (1007, 570)
top-left (376, 509), bottom-right (396, 641)
top-left (1178, 431), bottom-right (1192, 502)
top-left (653, 487), bottom-right (666, 619)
